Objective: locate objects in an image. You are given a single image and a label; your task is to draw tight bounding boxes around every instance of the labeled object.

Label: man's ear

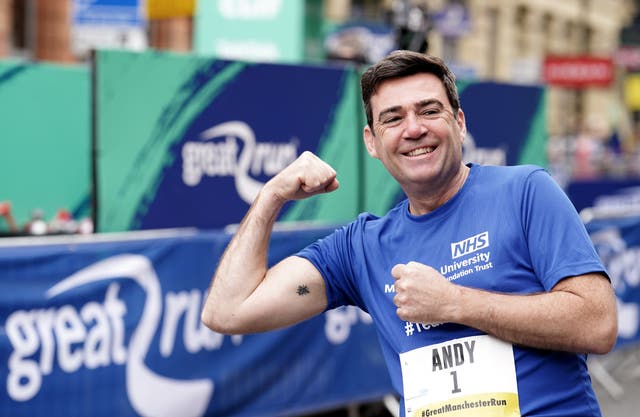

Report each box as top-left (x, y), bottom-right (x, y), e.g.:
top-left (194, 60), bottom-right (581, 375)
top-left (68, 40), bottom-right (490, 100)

top-left (456, 109), bottom-right (467, 143)
top-left (363, 125), bottom-right (379, 159)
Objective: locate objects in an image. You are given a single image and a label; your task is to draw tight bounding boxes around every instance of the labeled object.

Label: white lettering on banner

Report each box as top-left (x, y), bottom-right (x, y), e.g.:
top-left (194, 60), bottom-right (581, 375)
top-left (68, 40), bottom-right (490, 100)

top-left (5, 255), bottom-right (215, 417)
top-left (608, 247), bottom-right (640, 289)
top-left (6, 283), bottom-right (128, 401)
top-left (181, 121), bottom-right (299, 204)
top-left (159, 289), bottom-right (242, 356)
top-left (5, 254), bottom-right (367, 415)
top-left (590, 228), bottom-right (640, 339)
top-left (324, 306), bottom-right (373, 344)
top-left (462, 133), bottom-right (506, 166)
top-left (182, 138), bottom-right (238, 178)
top-left (218, 0), bottom-right (283, 20)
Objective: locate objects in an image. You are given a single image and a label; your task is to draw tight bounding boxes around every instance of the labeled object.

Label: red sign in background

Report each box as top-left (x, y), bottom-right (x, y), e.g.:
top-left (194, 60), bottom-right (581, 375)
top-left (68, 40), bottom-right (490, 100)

top-left (543, 56), bottom-right (614, 88)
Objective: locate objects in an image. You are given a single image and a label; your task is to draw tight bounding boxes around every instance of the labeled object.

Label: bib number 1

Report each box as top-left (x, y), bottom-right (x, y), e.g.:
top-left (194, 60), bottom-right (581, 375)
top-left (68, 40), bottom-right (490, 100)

top-left (399, 334), bottom-right (520, 417)
top-left (449, 370), bottom-right (461, 394)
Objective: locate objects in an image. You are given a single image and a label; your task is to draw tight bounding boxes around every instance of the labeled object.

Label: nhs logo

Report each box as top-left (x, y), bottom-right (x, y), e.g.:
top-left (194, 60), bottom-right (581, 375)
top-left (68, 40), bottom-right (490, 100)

top-left (451, 231), bottom-right (489, 259)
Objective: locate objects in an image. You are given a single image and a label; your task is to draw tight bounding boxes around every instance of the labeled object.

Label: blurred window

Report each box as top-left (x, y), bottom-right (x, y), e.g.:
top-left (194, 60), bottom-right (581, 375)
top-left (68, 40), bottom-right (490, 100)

top-left (514, 5), bottom-right (528, 55)
top-left (10, 0), bottom-right (31, 58)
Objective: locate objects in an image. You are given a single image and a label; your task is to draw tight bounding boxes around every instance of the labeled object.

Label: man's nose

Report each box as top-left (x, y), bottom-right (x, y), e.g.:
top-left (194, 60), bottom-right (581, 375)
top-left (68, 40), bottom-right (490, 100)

top-left (403, 112), bottom-right (427, 139)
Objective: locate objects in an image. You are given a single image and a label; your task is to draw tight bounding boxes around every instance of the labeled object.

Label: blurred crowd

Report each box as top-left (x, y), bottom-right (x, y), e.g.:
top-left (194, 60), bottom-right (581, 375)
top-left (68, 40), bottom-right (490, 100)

top-left (547, 122), bottom-right (640, 188)
top-left (0, 201), bottom-right (93, 237)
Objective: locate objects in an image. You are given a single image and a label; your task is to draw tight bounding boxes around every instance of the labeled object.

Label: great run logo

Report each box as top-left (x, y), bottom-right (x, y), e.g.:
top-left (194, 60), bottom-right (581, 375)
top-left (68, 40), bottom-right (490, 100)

top-left (4, 255), bottom-right (371, 416)
top-left (4, 255), bottom-right (221, 417)
top-left (181, 121), bottom-right (299, 204)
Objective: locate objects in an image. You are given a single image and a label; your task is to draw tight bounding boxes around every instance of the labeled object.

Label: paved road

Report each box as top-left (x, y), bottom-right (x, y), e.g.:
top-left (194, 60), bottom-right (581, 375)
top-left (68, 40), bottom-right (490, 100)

top-left (591, 345), bottom-right (640, 417)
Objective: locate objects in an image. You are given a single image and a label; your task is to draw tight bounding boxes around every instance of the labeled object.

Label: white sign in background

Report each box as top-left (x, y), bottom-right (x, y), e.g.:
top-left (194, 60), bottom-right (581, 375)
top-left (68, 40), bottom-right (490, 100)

top-left (72, 0), bottom-right (147, 56)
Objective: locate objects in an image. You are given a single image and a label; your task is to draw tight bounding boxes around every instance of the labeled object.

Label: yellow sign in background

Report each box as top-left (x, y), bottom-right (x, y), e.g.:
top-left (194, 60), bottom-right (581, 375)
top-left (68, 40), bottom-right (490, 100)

top-left (625, 74), bottom-right (640, 111)
top-left (147, 0), bottom-right (195, 19)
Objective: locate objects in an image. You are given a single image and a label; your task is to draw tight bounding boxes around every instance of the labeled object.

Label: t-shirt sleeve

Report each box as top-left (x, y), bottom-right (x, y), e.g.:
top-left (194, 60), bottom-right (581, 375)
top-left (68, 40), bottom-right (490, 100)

top-left (520, 168), bottom-right (608, 290)
top-left (295, 221), bottom-right (364, 311)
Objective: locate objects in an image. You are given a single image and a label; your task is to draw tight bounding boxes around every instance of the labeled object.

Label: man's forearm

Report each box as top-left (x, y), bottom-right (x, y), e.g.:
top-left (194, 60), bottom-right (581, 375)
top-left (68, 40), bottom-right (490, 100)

top-left (201, 187), bottom-right (285, 332)
top-left (452, 274), bottom-right (617, 354)
top-left (394, 262), bottom-right (617, 354)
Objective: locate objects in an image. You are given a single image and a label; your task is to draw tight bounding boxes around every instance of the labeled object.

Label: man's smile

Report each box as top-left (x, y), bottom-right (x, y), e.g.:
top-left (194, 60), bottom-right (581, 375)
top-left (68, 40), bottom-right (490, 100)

top-left (404, 146), bottom-right (436, 157)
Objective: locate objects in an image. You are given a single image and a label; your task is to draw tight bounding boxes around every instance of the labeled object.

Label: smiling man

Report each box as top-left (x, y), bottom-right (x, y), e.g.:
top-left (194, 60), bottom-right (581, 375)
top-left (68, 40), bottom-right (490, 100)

top-left (201, 50), bottom-right (617, 417)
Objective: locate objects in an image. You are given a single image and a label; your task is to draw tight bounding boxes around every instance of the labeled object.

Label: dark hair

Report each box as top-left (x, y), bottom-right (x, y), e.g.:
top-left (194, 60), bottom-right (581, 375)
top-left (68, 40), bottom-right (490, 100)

top-left (360, 50), bottom-right (460, 129)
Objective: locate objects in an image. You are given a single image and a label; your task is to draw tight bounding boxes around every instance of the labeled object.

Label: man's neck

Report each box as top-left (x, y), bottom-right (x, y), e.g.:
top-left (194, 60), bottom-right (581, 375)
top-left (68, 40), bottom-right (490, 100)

top-left (406, 164), bottom-right (470, 215)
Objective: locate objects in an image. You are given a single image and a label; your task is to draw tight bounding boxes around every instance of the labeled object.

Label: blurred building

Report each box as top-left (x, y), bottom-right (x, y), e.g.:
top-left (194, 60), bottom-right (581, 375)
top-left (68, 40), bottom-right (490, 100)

top-left (326, 0), bottom-right (635, 138)
top-left (327, 0), bottom-right (640, 180)
top-left (457, 0), bottom-right (632, 141)
top-left (0, 0), bottom-right (637, 155)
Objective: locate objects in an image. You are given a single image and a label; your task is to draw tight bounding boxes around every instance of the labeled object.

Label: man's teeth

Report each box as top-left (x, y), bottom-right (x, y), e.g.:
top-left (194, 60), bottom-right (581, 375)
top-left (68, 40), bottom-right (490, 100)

top-left (407, 147), bottom-right (434, 156)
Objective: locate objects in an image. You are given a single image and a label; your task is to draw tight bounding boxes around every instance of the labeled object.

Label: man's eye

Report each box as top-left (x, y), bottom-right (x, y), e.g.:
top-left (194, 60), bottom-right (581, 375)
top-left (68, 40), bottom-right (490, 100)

top-left (383, 116), bottom-right (401, 124)
top-left (421, 108), bottom-right (440, 116)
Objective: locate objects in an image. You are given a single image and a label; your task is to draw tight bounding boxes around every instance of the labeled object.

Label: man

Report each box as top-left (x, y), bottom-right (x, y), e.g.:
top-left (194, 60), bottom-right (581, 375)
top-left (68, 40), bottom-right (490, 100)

top-left (201, 50), bottom-right (618, 416)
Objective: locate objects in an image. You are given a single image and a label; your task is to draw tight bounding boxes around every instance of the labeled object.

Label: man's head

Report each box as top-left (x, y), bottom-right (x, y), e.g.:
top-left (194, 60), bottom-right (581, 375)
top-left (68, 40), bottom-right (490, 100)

top-left (361, 50), bottom-right (460, 130)
top-left (360, 50), bottom-right (468, 210)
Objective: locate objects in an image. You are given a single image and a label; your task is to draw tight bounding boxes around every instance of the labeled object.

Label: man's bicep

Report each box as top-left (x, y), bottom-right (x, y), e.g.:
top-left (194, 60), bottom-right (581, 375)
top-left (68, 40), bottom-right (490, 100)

top-left (242, 255), bottom-right (328, 331)
top-left (267, 255), bottom-right (327, 300)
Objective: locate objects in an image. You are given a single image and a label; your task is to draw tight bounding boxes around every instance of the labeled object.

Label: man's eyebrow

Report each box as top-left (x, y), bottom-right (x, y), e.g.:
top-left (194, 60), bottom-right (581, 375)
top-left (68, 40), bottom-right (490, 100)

top-left (377, 105), bottom-right (402, 122)
top-left (416, 99), bottom-right (444, 109)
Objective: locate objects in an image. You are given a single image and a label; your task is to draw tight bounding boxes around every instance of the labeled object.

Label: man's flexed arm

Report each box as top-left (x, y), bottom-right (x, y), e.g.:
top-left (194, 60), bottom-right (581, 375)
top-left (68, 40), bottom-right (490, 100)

top-left (201, 152), bottom-right (339, 334)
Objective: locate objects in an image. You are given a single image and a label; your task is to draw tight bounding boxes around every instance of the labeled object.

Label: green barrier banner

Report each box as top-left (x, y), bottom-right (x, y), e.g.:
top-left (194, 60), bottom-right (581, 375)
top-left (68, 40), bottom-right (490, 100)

top-left (0, 61), bottom-right (90, 232)
top-left (95, 50), bottom-right (362, 232)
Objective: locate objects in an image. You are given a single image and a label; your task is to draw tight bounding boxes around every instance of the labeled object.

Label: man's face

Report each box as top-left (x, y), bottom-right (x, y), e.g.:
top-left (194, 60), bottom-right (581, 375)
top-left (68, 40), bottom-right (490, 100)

top-left (363, 73), bottom-right (466, 194)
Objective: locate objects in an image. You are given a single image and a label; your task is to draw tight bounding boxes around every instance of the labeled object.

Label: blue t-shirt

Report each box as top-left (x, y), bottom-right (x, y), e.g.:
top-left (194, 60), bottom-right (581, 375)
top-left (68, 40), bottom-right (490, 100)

top-left (297, 164), bottom-right (607, 417)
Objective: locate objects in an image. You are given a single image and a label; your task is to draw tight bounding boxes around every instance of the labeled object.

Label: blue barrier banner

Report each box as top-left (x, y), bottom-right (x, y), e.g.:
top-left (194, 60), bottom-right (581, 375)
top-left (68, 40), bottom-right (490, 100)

top-left (457, 81), bottom-right (547, 167)
top-left (0, 228), bottom-right (392, 417)
top-left (567, 179), bottom-right (640, 213)
top-left (587, 216), bottom-right (640, 348)
top-left (3, 216), bottom-right (640, 416)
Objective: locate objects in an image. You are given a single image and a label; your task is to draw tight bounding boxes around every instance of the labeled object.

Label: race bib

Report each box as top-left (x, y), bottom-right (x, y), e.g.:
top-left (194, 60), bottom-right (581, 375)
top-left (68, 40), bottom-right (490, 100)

top-left (400, 334), bottom-right (520, 417)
